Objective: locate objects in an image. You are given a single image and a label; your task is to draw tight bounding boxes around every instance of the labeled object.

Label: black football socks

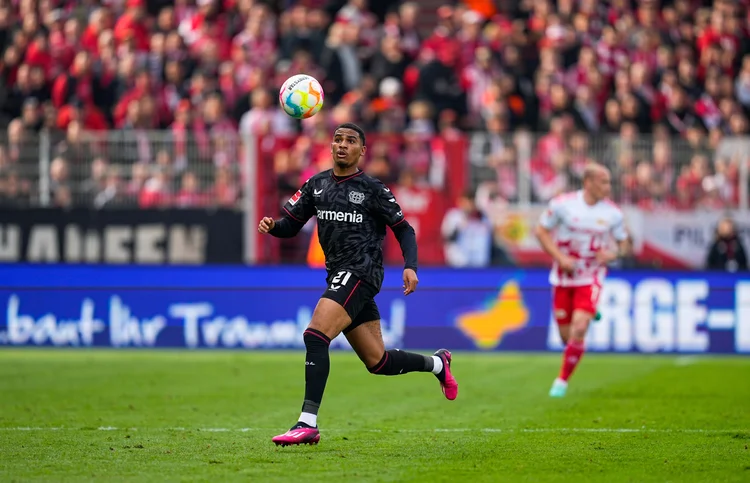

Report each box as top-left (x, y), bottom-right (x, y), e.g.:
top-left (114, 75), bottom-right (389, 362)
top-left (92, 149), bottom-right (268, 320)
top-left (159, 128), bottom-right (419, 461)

top-left (298, 328), bottom-right (331, 428)
top-left (368, 349), bottom-right (442, 376)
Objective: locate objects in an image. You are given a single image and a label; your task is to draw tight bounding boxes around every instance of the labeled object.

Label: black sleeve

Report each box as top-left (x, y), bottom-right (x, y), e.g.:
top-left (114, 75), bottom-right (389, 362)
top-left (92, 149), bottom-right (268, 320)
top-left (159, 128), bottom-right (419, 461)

top-left (269, 216), bottom-right (307, 238)
top-left (391, 220), bottom-right (419, 272)
top-left (268, 179), bottom-right (316, 239)
top-left (369, 179), bottom-right (418, 271)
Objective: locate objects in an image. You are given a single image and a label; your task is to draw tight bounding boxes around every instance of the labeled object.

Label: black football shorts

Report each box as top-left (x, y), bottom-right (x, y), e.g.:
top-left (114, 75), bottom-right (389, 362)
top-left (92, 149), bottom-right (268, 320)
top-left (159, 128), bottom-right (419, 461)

top-left (321, 269), bottom-right (381, 334)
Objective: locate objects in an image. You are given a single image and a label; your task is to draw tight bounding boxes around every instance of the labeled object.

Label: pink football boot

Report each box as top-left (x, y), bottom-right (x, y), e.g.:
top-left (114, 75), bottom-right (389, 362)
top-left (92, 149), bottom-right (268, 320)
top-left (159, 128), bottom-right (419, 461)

top-left (434, 349), bottom-right (458, 400)
top-left (272, 425), bottom-right (320, 447)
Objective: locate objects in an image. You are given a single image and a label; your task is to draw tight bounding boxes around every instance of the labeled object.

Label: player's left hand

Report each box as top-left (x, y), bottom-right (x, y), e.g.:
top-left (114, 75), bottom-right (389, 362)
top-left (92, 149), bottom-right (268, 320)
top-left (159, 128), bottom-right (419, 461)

top-left (403, 268), bottom-right (418, 296)
top-left (258, 217), bottom-right (275, 234)
top-left (595, 249), bottom-right (618, 264)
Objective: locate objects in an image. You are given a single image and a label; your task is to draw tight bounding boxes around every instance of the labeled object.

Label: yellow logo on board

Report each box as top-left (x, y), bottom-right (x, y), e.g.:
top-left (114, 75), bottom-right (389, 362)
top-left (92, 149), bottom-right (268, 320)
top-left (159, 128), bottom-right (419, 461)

top-left (498, 214), bottom-right (528, 244)
top-left (456, 281), bottom-right (529, 350)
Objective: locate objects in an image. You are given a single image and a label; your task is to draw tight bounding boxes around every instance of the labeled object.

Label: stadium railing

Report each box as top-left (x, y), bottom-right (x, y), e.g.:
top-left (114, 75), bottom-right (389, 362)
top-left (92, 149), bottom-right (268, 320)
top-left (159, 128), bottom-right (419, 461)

top-left (2, 129), bottom-right (748, 266)
top-left (8, 129), bottom-right (747, 210)
top-left (468, 130), bottom-right (750, 210)
top-left (0, 129), bottom-right (244, 210)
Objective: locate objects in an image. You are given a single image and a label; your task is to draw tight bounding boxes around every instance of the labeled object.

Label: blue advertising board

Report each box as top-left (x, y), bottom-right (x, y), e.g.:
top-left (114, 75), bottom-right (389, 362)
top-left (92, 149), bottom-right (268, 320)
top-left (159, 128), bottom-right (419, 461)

top-left (0, 265), bottom-right (748, 354)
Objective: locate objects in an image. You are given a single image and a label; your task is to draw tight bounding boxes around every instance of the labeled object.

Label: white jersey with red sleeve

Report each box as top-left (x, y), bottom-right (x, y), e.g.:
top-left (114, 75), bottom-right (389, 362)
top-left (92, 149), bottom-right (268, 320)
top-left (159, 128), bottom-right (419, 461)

top-left (538, 190), bottom-right (628, 287)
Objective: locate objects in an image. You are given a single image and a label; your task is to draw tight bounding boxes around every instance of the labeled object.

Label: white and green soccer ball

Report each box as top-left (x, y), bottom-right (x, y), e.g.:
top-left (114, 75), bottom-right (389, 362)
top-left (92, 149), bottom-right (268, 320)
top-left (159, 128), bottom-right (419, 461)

top-left (279, 74), bottom-right (325, 119)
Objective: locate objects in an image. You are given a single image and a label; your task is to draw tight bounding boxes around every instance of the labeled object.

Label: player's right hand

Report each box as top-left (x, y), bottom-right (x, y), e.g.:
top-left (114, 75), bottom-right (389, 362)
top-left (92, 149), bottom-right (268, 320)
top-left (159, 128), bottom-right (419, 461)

top-left (403, 268), bottom-right (419, 296)
top-left (258, 217), bottom-right (275, 234)
top-left (557, 255), bottom-right (576, 273)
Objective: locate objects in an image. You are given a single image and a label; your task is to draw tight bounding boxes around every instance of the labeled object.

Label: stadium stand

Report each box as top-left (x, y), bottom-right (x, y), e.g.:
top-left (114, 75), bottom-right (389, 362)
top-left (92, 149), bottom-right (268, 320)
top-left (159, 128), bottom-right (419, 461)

top-left (0, 0), bottom-right (748, 210)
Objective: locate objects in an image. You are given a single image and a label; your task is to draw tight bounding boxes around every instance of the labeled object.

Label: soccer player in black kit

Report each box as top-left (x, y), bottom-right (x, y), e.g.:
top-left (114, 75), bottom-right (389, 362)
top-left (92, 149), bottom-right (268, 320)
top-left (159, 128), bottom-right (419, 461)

top-left (258, 123), bottom-right (459, 446)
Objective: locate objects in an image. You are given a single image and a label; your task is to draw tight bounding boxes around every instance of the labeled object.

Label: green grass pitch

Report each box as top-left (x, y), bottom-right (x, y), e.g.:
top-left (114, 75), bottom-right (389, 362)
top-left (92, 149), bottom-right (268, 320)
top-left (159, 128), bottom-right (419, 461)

top-left (0, 349), bottom-right (748, 482)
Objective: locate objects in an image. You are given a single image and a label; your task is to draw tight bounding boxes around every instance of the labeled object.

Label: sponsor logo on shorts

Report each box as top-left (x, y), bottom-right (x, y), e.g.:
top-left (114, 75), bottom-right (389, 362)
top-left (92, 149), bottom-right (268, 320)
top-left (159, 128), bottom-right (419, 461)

top-left (554, 309), bottom-right (568, 320)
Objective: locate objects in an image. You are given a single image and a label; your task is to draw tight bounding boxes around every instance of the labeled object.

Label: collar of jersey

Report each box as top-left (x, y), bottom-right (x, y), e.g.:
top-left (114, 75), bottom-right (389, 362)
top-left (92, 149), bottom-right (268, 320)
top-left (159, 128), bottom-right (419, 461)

top-left (331, 169), bottom-right (364, 183)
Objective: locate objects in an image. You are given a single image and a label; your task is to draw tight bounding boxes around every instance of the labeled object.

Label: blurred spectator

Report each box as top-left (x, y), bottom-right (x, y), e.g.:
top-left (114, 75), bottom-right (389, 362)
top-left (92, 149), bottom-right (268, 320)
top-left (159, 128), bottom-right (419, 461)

top-left (211, 166), bottom-right (240, 208)
top-left (52, 184), bottom-right (73, 208)
top-left (483, 117), bottom-right (519, 203)
top-left (363, 149), bottom-right (395, 184)
top-left (370, 36), bottom-right (409, 86)
top-left (80, 157), bottom-right (109, 204)
top-left (368, 77), bottom-right (406, 133)
top-left (174, 170), bottom-right (206, 207)
top-left (394, 2), bottom-right (421, 55)
top-left (706, 217), bottom-right (748, 272)
top-left (736, 55), bottom-right (750, 107)
top-left (414, 42), bottom-right (468, 125)
top-left (56, 99), bottom-right (107, 132)
top-left (281, 5), bottom-right (327, 59)
top-left (93, 166), bottom-right (132, 209)
top-left (675, 154), bottom-right (711, 209)
top-left (127, 163), bottom-right (149, 198)
top-left (318, 23), bottom-right (361, 105)
top-left (0, 169), bottom-right (31, 207)
top-left (49, 156), bottom-right (70, 205)
top-left (56, 121), bottom-right (95, 166)
top-left (20, 98), bottom-right (44, 132)
top-left (401, 130), bottom-right (433, 182)
top-left (441, 191), bottom-right (492, 267)
top-left (239, 88), bottom-right (294, 137)
top-left (462, 45), bottom-right (502, 120)
top-left (114, 0), bottom-right (149, 52)
top-left (139, 167), bottom-right (172, 208)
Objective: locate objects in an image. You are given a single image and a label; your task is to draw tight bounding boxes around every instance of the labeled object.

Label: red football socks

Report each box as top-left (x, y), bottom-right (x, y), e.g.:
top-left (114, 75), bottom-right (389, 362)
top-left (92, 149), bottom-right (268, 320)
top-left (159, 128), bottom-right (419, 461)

top-left (559, 340), bottom-right (585, 382)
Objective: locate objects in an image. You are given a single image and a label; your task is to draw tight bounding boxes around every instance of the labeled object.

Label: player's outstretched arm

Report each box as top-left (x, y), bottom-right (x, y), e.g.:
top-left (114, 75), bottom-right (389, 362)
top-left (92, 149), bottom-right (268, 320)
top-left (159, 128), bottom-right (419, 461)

top-left (258, 217), bottom-right (275, 233)
top-left (258, 215), bottom-right (306, 238)
top-left (261, 180), bottom-right (316, 238)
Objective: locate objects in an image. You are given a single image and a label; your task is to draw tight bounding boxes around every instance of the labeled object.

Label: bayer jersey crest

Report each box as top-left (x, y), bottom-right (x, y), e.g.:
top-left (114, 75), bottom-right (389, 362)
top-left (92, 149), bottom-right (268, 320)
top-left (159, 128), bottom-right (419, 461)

top-left (348, 191), bottom-right (365, 205)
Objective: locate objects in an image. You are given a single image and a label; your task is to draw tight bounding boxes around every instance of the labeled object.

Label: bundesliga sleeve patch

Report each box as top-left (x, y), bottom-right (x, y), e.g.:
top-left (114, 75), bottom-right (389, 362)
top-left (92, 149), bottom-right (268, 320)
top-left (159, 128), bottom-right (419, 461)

top-left (289, 190), bottom-right (302, 205)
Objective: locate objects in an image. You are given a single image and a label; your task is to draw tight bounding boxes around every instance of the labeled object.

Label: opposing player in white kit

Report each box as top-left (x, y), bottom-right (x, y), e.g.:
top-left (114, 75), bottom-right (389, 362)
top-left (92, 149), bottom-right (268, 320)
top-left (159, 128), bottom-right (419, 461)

top-left (534, 164), bottom-right (630, 397)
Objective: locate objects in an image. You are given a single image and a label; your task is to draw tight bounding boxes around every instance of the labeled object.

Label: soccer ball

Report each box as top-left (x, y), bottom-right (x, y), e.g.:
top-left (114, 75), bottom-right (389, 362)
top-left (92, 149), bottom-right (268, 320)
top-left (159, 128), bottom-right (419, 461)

top-left (279, 74), bottom-right (324, 119)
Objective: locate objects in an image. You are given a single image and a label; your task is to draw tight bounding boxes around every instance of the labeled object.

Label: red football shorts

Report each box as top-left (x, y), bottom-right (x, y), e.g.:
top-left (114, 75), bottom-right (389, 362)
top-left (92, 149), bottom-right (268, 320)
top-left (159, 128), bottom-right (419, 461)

top-left (552, 283), bottom-right (601, 325)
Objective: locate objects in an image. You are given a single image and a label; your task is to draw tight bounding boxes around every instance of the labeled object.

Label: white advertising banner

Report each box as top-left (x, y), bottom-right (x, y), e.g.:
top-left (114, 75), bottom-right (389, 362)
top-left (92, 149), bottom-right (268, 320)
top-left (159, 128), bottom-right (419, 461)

top-left (637, 210), bottom-right (750, 268)
top-left (492, 205), bottom-right (644, 265)
top-left (492, 206), bottom-right (747, 269)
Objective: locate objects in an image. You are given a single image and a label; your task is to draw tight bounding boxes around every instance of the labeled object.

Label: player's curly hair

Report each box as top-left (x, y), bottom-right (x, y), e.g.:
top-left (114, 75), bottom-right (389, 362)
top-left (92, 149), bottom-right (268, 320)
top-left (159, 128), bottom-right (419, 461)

top-left (335, 123), bottom-right (366, 146)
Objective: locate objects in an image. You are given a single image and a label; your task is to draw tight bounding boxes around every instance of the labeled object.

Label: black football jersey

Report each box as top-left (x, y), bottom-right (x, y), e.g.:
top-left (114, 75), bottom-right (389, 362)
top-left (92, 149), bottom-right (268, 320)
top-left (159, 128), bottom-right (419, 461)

top-left (281, 169), bottom-right (407, 289)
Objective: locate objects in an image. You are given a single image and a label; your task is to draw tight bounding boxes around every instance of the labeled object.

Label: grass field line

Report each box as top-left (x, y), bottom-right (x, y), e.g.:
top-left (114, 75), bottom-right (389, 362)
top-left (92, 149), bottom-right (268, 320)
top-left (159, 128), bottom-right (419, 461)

top-left (1, 426), bottom-right (746, 434)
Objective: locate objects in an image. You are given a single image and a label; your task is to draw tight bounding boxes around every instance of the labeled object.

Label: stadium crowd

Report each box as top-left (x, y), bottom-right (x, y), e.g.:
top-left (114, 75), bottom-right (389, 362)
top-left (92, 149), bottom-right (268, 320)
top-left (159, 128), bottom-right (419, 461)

top-left (0, 0), bottom-right (749, 210)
